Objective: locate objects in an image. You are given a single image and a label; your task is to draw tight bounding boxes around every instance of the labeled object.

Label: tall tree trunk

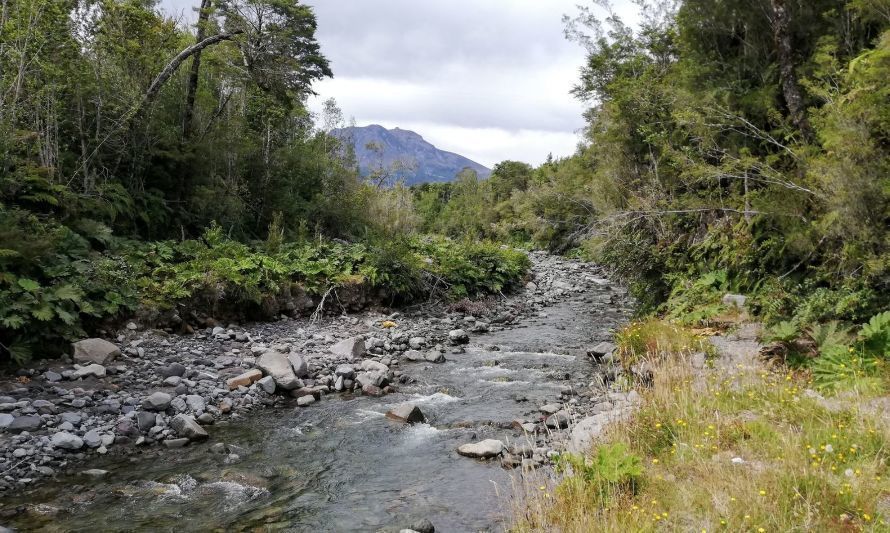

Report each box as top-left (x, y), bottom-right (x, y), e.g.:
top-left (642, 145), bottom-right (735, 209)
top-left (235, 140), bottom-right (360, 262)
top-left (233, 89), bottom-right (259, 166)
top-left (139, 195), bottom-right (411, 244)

top-left (770, 0), bottom-right (813, 142)
top-left (182, 0), bottom-right (212, 139)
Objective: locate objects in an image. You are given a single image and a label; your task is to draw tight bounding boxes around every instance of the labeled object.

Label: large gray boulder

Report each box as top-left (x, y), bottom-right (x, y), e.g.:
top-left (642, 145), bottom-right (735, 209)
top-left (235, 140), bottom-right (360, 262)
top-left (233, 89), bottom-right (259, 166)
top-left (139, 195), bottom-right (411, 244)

top-left (330, 337), bottom-right (366, 360)
top-left (288, 354), bottom-right (309, 378)
top-left (356, 371), bottom-right (387, 388)
top-left (457, 439), bottom-right (504, 459)
top-left (72, 338), bottom-right (120, 365)
top-left (257, 351), bottom-right (303, 390)
top-left (0, 413), bottom-right (13, 429)
top-left (170, 414), bottom-right (209, 441)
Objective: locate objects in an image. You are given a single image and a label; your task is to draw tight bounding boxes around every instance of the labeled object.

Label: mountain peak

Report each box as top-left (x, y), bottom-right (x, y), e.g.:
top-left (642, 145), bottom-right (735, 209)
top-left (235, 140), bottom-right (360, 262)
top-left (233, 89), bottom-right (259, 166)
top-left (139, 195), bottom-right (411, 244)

top-left (332, 125), bottom-right (491, 185)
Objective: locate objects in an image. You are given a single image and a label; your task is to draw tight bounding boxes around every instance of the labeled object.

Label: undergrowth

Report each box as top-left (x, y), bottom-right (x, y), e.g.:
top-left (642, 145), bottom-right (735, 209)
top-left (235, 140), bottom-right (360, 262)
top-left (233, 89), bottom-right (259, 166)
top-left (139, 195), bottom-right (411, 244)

top-left (514, 320), bottom-right (890, 532)
top-left (0, 222), bottom-right (529, 364)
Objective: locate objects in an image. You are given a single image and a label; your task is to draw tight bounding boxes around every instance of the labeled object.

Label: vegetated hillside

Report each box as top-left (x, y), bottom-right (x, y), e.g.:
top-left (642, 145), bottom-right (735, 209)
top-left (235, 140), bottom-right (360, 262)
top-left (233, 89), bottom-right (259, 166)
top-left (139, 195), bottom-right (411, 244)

top-left (333, 125), bottom-right (491, 185)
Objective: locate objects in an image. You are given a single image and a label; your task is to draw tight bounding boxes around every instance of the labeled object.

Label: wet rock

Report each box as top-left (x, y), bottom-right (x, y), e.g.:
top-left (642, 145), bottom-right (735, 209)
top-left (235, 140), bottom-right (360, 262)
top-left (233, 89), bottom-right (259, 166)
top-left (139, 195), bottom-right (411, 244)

top-left (72, 364), bottom-right (107, 379)
top-left (296, 395), bottom-right (316, 407)
top-left (356, 371), bottom-right (387, 389)
top-left (51, 431), bottom-right (84, 450)
top-left (408, 337), bottom-right (426, 349)
top-left (171, 414), bottom-right (209, 440)
top-left (72, 338), bottom-right (120, 365)
top-left (83, 469), bottom-right (109, 478)
top-left (385, 404), bottom-right (425, 424)
top-left (163, 438), bottom-right (190, 448)
top-left (0, 413), bottom-right (13, 429)
top-left (406, 519), bottom-right (435, 533)
top-left (457, 439), bottom-right (504, 459)
top-left (448, 329), bottom-right (469, 345)
top-left (141, 392), bottom-right (173, 411)
top-left (59, 412), bottom-right (82, 425)
top-left (226, 369), bottom-right (263, 390)
top-left (404, 350), bottom-right (424, 362)
top-left (424, 352), bottom-right (446, 363)
top-left (257, 351), bottom-right (303, 390)
top-left (8, 415), bottom-right (42, 433)
top-left (288, 354), bottom-right (309, 378)
top-left (44, 371), bottom-right (63, 382)
top-left (330, 337), bottom-right (366, 360)
top-left (334, 364), bottom-right (356, 380)
top-left (361, 384), bottom-right (383, 397)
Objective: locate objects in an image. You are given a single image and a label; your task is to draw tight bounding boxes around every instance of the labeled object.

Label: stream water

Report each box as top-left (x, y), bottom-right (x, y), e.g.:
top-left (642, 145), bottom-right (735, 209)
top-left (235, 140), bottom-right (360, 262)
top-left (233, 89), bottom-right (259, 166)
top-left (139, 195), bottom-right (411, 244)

top-left (2, 283), bottom-right (627, 532)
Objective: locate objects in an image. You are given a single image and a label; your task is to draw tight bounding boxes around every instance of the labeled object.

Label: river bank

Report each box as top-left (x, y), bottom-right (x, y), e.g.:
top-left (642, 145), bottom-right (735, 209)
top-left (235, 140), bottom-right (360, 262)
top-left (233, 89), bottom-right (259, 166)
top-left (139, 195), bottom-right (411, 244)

top-left (1, 252), bottom-right (635, 531)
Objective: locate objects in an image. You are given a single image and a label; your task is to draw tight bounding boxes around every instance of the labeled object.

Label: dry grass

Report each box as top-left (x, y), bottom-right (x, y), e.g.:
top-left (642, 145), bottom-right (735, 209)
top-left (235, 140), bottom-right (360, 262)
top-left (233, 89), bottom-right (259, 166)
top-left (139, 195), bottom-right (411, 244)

top-left (511, 321), bottom-right (890, 532)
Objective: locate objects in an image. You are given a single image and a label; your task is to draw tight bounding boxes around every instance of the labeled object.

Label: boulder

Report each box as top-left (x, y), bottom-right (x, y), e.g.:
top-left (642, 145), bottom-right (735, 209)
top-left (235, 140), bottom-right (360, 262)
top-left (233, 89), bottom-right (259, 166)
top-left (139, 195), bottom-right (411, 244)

top-left (569, 415), bottom-right (606, 453)
top-left (297, 395), bottom-right (316, 407)
top-left (83, 429), bottom-right (102, 448)
top-left (185, 395), bottom-right (206, 413)
top-left (257, 376), bottom-right (276, 394)
top-left (356, 371), bottom-right (387, 388)
top-left (51, 431), bottom-right (84, 450)
top-left (457, 439), bottom-right (504, 459)
top-left (448, 329), bottom-right (469, 345)
top-left (588, 341), bottom-right (617, 359)
top-left (288, 354), bottom-right (309, 378)
top-left (386, 404), bottom-right (426, 424)
top-left (257, 351), bottom-right (303, 390)
top-left (0, 413), bottom-right (13, 429)
top-left (141, 392), bottom-right (173, 412)
top-left (170, 414), bottom-right (209, 440)
top-left (226, 369), bottom-right (263, 390)
top-left (334, 364), bottom-right (356, 379)
top-left (72, 364), bottom-right (106, 379)
top-left (7, 415), bottom-right (42, 433)
top-left (424, 352), bottom-right (445, 364)
top-left (330, 337), bottom-right (366, 360)
top-left (545, 410), bottom-right (571, 429)
top-left (158, 363), bottom-right (186, 378)
top-left (360, 360), bottom-right (388, 373)
top-left (136, 411), bottom-right (157, 432)
top-left (72, 338), bottom-right (120, 365)
top-left (404, 350), bottom-right (425, 362)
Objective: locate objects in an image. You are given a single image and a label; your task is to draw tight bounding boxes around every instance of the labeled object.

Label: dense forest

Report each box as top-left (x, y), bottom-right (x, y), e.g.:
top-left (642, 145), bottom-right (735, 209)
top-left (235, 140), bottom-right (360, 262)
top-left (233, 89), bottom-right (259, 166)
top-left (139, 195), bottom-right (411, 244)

top-left (417, 0), bottom-right (890, 331)
top-left (0, 0), bottom-right (528, 363)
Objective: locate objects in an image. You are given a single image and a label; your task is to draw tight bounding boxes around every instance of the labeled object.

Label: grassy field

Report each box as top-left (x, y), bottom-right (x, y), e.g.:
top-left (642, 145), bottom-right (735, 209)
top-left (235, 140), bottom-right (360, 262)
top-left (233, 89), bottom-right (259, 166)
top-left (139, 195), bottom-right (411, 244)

top-left (513, 320), bottom-right (890, 532)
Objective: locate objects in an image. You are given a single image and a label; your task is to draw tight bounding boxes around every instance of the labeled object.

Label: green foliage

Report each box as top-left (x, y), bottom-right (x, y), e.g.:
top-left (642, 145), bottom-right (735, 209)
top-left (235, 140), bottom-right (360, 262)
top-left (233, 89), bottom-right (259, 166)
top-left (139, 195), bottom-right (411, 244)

top-left (555, 444), bottom-right (643, 505)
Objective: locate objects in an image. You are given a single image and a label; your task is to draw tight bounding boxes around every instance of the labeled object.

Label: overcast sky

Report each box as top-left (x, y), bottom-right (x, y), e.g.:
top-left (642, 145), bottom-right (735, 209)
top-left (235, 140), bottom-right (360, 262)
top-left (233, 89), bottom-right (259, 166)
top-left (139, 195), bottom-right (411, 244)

top-left (159, 1), bottom-right (639, 167)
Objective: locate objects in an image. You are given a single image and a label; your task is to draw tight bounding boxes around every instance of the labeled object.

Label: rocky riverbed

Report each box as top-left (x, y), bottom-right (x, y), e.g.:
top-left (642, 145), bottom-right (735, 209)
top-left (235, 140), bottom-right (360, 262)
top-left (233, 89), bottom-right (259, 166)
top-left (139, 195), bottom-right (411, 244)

top-left (0, 252), bottom-right (637, 531)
